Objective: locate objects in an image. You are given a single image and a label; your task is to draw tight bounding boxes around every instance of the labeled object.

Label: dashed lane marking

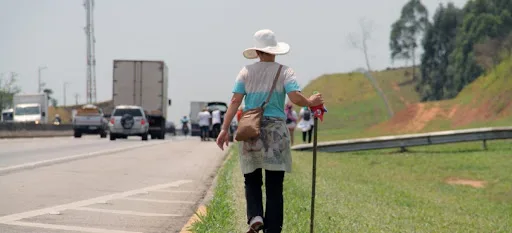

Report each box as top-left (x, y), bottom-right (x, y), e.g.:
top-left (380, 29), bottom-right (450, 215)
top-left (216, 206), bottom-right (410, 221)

top-left (73, 207), bottom-right (183, 217)
top-left (0, 180), bottom-right (192, 224)
top-left (2, 221), bottom-right (142, 233)
top-left (0, 140), bottom-right (170, 175)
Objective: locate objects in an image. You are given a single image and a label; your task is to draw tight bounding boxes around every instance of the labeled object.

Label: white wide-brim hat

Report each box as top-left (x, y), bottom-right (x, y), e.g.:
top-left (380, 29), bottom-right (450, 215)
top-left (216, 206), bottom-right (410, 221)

top-left (243, 29), bottom-right (290, 59)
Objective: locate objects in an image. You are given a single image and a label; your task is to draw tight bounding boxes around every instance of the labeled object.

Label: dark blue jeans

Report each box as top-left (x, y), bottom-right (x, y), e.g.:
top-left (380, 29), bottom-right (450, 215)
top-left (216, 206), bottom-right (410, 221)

top-left (244, 168), bottom-right (285, 233)
top-left (200, 126), bottom-right (209, 140)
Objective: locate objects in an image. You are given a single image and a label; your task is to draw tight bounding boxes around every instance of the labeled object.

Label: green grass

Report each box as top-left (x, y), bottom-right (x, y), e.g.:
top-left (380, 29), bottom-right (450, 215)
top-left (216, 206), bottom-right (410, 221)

top-left (281, 140), bottom-right (512, 232)
top-left (191, 61), bottom-right (512, 232)
top-left (194, 141), bottom-right (512, 232)
top-left (189, 146), bottom-right (238, 233)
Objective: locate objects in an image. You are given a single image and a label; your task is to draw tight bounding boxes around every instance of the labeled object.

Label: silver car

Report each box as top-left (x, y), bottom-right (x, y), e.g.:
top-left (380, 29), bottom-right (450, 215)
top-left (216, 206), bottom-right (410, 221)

top-left (108, 105), bottom-right (149, 141)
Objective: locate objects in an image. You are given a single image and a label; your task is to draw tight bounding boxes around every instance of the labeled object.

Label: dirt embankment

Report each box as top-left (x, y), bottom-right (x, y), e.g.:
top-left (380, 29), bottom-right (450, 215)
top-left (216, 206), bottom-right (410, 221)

top-left (368, 81), bottom-right (512, 134)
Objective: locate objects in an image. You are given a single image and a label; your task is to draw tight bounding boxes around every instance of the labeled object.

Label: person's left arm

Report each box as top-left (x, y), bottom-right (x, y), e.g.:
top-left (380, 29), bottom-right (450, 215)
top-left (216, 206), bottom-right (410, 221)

top-left (222, 93), bottom-right (243, 131)
top-left (222, 67), bottom-right (247, 132)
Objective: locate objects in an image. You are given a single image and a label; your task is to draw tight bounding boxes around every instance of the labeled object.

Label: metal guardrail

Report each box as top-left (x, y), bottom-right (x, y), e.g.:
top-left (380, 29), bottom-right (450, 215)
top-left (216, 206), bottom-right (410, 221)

top-left (291, 127), bottom-right (512, 153)
top-left (0, 123), bottom-right (73, 131)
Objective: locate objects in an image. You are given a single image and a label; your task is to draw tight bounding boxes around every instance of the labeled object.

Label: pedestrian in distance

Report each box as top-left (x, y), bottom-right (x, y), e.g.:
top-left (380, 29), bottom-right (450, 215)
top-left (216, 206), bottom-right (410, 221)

top-left (297, 106), bottom-right (314, 143)
top-left (285, 103), bottom-right (298, 145)
top-left (215, 29), bottom-right (324, 233)
top-left (212, 107), bottom-right (222, 138)
top-left (197, 107), bottom-right (211, 141)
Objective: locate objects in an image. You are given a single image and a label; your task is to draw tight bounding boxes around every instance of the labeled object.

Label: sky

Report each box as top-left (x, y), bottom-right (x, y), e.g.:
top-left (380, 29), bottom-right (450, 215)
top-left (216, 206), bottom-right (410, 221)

top-left (0, 0), bottom-right (468, 123)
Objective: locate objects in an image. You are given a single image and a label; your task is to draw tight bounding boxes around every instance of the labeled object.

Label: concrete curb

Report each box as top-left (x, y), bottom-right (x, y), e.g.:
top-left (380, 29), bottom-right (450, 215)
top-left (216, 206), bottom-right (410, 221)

top-left (0, 140), bottom-right (169, 176)
top-left (0, 131), bottom-right (73, 139)
top-left (179, 144), bottom-right (235, 233)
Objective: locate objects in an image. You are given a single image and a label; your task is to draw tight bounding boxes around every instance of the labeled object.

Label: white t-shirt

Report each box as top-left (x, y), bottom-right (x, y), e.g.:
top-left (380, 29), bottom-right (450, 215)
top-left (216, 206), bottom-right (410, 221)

top-left (297, 108), bottom-right (314, 132)
top-left (197, 111), bottom-right (211, 127)
top-left (212, 110), bottom-right (221, 125)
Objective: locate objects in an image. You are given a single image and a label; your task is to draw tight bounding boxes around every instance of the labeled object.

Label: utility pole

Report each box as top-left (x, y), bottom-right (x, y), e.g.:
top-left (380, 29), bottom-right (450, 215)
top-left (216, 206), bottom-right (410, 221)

top-left (75, 93), bottom-right (80, 105)
top-left (38, 66), bottom-right (47, 93)
top-left (84, 0), bottom-right (97, 104)
top-left (63, 82), bottom-right (70, 106)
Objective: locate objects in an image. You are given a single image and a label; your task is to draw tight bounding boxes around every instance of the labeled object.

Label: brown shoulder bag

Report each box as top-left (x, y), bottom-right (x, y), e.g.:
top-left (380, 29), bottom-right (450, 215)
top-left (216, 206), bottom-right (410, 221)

top-left (235, 65), bottom-right (283, 142)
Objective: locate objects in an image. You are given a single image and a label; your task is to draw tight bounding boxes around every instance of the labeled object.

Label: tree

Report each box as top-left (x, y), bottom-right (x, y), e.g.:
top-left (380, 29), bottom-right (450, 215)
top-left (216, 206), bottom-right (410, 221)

top-left (474, 37), bottom-right (504, 71)
top-left (417, 3), bottom-right (463, 101)
top-left (389, 0), bottom-right (429, 81)
top-left (348, 17), bottom-right (374, 72)
top-left (43, 88), bottom-right (58, 107)
top-left (0, 72), bottom-right (21, 110)
top-left (445, 0), bottom-right (512, 98)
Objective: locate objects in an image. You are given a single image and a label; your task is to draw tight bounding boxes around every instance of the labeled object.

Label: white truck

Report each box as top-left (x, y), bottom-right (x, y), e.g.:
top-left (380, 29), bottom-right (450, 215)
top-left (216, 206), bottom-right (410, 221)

top-left (12, 93), bottom-right (49, 124)
top-left (112, 60), bottom-right (171, 139)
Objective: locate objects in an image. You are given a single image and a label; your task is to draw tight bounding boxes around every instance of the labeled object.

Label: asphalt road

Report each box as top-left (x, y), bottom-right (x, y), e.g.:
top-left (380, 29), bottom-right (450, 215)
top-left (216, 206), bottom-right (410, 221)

top-left (0, 135), bottom-right (227, 233)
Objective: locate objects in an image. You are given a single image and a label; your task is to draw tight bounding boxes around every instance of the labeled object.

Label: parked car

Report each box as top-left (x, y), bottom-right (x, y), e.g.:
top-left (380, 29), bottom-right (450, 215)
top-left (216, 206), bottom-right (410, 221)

top-left (72, 104), bottom-right (107, 138)
top-left (108, 105), bottom-right (149, 141)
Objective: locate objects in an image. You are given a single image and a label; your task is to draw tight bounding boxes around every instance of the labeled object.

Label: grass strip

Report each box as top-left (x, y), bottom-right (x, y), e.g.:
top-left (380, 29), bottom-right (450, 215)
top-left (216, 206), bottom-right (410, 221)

top-left (279, 140), bottom-right (512, 232)
top-left (189, 145), bottom-right (238, 233)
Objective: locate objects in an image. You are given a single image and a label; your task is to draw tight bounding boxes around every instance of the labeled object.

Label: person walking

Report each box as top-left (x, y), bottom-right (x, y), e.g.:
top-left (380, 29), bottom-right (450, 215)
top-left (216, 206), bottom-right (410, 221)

top-left (211, 107), bottom-right (222, 138)
top-left (215, 29), bottom-right (324, 233)
top-left (285, 103), bottom-right (298, 145)
top-left (297, 106), bottom-right (314, 143)
top-left (197, 107), bottom-right (211, 141)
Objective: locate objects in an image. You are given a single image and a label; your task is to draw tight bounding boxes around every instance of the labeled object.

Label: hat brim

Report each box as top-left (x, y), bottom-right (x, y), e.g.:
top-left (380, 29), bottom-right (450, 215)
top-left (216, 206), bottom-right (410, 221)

top-left (243, 42), bottom-right (290, 59)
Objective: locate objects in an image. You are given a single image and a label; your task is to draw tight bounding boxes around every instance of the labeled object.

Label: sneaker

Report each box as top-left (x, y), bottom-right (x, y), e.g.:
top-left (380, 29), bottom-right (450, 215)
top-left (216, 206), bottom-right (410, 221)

top-left (246, 216), bottom-right (263, 233)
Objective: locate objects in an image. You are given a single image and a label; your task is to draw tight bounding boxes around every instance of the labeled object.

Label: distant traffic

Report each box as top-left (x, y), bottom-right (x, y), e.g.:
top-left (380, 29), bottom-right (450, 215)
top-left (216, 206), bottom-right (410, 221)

top-left (0, 59), bottom-right (238, 141)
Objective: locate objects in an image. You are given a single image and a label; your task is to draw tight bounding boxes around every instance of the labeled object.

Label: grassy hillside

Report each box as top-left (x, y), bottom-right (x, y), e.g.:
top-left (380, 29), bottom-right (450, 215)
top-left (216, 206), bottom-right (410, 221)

top-left (296, 67), bottom-right (420, 141)
top-left (297, 58), bottom-right (512, 142)
top-left (370, 57), bottom-right (512, 136)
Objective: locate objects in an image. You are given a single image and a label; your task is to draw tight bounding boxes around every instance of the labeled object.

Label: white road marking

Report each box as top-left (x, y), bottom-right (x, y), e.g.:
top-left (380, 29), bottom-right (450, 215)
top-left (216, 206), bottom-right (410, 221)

top-left (0, 140), bottom-right (170, 175)
top-left (2, 221), bottom-right (142, 233)
top-left (151, 190), bottom-right (198, 193)
top-left (73, 207), bottom-right (182, 217)
top-left (0, 180), bottom-right (192, 223)
top-left (121, 197), bottom-right (195, 204)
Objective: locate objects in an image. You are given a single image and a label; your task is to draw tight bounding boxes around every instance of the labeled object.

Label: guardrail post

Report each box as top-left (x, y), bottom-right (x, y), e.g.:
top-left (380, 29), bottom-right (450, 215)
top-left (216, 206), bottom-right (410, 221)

top-left (483, 139), bottom-right (487, 150)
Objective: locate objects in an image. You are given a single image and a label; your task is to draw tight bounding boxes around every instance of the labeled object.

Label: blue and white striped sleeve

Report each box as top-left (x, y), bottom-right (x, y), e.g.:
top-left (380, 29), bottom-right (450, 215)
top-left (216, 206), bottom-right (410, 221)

top-left (284, 67), bottom-right (301, 93)
top-left (232, 67), bottom-right (247, 94)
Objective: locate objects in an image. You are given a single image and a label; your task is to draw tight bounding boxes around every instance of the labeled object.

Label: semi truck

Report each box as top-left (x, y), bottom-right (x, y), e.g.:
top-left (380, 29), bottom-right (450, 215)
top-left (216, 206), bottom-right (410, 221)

top-left (112, 59), bottom-right (171, 139)
top-left (12, 93), bottom-right (49, 124)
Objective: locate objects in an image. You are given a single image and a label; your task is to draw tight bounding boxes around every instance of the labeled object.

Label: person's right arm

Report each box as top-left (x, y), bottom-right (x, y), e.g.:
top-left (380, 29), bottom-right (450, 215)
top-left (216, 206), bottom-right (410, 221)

top-left (288, 91), bottom-right (324, 107)
top-left (283, 68), bottom-right (324, 107)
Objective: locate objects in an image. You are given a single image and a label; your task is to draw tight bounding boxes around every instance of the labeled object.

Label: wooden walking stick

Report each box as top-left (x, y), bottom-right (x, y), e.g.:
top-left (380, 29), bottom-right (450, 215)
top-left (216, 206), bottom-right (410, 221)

top-left (309, 91), bottom-right (327, 233)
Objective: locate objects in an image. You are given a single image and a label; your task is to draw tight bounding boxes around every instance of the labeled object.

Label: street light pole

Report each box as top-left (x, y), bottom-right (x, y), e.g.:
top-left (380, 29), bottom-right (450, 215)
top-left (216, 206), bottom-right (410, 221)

top-left (38, 66), bottom-right (47, 93)
top-left (63, 82), bottom-right (70, 106)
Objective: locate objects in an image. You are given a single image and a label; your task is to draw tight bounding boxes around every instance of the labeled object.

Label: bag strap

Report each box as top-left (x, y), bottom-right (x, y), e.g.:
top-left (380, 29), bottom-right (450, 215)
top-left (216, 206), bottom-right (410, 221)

top-left (261, 65), bottom-right (283, 109)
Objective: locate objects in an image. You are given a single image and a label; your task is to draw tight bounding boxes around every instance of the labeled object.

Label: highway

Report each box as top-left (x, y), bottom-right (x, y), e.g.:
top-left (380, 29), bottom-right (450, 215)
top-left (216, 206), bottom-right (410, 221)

top-left (0, 135), bottom-right (226, 233)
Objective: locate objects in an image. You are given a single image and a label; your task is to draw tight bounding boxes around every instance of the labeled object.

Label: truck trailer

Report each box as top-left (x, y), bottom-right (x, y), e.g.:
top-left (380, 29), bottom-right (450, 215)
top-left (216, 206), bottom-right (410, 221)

top-left (112, 60), bottom-right (171, 139)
